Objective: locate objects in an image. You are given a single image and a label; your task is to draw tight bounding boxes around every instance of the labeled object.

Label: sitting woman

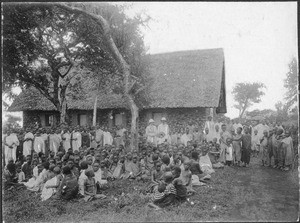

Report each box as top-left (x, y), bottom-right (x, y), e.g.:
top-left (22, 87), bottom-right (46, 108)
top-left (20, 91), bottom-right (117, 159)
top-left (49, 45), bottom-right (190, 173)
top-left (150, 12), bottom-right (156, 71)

top-left (198, 148), bottom-right (215, 176)
top-left (41, 167), bottom-right (62, 201)
top-left (23, 163), bottom-right (44, 192)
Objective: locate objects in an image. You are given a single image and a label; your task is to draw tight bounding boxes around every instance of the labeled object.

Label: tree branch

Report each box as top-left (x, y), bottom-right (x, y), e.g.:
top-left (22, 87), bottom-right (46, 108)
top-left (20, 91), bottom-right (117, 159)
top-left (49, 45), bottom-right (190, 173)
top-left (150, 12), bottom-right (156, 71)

top-left (134, 85), bottom-right (147, 95)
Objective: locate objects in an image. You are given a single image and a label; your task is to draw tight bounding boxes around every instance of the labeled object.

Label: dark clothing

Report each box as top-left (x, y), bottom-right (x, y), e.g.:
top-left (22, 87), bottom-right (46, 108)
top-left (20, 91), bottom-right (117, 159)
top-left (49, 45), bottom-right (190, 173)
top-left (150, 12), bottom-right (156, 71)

top-left (154, 193), bottom-right (177, 208)
top-left (56, 174), bottom-right (79, 200)
top-left (226, 161), bottom-right (232, 166)
top-left (268, 137), bottom-right (273, 161)
top-left (241, 134), bottom-right (251, 165)
top-left (277, 142), bottom-right (285, 167)
top-left (22, 162), bottom-right (32, 180)
top-left (81, 132), bottom-right (90, 147)
top-left (16, 143), bottom-right (23, 162)
top-left (190, 160), bottom-right (203, 175)
top-left (173, 179), bottom-right (187, 202)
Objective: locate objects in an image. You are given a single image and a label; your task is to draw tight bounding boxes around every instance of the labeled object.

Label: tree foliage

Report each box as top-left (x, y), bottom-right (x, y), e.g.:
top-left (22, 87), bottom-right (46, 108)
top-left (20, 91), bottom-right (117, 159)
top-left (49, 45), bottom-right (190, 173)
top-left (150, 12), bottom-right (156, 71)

top-left (3, 3), bottom-right (151, 124)
top-left (284, 57), bottom-right (298, 109)
top-left (245, 109), bottom-right (276, 118)
top-left (232, 82), bottom-right (266, 119)
top-left (3, 114), bottom-right (22, 129)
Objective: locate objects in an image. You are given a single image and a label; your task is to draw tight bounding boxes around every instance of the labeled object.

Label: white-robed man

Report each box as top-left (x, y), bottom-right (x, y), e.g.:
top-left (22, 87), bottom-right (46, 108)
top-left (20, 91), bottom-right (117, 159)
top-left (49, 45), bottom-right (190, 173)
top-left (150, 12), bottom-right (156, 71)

top-left (95, 126), bottom-right (104, 147)
top-left (145, 119), bottom-right (157, 145)
top-left (103, 127), bottom-right (113, 146)
top-left (33, 129), bottom-right (45, 154)
top-left (157, 117), bottom-right (170, 145)
top-left (49, 128), bottom-right (61, 155)
top-left (204, 115), bottom-right (215, 135)
top-left (3, 129), bottom-right (19, 164)
top-left (23, 127), bottom-right (34, 158)
top-left (116, 125), bottom-right (127, 146)
top-left (71, 126), bottom-right (82, 152)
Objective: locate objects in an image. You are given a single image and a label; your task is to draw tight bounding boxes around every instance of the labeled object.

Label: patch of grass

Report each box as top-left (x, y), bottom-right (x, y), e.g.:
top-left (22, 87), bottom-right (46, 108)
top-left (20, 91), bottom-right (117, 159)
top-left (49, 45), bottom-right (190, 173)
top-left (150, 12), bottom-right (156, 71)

top-left (3, 167), bottom-right (237, 222)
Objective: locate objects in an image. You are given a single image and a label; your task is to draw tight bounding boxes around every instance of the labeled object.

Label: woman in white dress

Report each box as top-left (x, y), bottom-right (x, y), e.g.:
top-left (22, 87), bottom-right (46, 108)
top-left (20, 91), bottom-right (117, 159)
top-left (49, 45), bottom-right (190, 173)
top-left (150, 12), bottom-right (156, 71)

top-left (41, 167), bottom-right (62, 201)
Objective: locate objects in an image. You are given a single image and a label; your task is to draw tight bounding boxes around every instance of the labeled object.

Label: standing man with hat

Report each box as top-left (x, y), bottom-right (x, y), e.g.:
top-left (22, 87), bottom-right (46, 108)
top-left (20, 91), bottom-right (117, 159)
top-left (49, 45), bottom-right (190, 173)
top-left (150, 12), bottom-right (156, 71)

top-left (157, 117), bottom-right (170, 145)
top-left (146, 119), bottom-right (157, 146)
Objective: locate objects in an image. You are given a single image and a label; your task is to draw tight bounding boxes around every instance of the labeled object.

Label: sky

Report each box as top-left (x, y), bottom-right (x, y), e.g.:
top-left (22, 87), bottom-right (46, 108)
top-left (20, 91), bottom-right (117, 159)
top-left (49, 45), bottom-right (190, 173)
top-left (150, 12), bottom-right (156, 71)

top-left (120, 2), bottom-right (298, 118)
top-left (2, 2), bottom-right (298, 124)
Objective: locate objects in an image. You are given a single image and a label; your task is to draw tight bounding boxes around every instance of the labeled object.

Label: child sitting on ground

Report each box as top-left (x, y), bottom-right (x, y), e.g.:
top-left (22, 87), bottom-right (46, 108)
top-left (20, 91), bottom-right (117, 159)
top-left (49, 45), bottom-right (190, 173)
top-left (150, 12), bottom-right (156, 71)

top-left (55, 166), bottom-right (78, 201)
top-left (22, 155), bottom-right (32, 181)
top-left (4, 160), bottom-right (18, 188)
top-left (84, 169), bottom-right (106, 202)
top-left (172, 166), bottom-right (188, 202)
top-left (16, 164), bottom-right (26, 183)
top-left (152, 172), bottom-right (177, 208)
top-left (180, 160), bottom-right (195, 193)
top-left (147, 162), bottom-right (164, 193)
top-left (78, 161), bottom-right (88, 196)
top-left (148, 182), bottom-right (166, 210)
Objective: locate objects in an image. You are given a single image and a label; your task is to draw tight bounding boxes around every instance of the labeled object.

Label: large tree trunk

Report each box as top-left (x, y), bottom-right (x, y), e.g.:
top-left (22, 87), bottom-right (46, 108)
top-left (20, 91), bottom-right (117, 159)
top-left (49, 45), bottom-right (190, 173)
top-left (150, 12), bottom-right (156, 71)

top-left (58, 85), bottom-right (67, 124)
top-left (55, 3), bottom-right (140, 150)
top-left (127, 94), bottom-right (139, 151)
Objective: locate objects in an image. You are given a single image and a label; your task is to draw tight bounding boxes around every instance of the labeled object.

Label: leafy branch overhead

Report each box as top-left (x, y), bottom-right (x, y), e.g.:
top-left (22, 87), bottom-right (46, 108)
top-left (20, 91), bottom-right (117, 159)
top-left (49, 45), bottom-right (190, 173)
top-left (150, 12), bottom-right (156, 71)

top-left (3, 2), bottom-right (152, 124)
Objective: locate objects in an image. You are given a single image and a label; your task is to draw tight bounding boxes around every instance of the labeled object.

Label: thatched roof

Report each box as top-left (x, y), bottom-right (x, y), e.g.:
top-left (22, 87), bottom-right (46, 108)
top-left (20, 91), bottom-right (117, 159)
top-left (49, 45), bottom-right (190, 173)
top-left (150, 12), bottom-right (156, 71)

top-left (8, 48), bottom-right (226, 112)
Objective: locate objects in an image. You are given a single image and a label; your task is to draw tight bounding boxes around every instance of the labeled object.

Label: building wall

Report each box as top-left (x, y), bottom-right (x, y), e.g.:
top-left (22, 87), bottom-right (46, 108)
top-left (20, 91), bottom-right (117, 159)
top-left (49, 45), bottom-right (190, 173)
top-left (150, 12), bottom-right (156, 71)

top-left (137, 107), bottom-right (209, 133)
top-left (23, 107), bottom-right (210, 131)
top-left (23, 110), bottom-right (59, 129)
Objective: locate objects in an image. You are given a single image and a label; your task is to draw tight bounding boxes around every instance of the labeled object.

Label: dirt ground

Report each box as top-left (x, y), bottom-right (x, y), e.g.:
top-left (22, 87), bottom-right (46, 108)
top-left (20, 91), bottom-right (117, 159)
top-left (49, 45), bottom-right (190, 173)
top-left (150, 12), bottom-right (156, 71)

top-left (3, 157), bottom-right (299, 222)
top-left (227, 157), bottom-right (299, 222)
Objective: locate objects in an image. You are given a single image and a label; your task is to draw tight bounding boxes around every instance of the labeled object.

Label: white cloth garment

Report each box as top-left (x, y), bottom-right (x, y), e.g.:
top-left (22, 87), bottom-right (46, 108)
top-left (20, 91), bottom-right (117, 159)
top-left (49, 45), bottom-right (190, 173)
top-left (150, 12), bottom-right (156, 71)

top-left (62, 133), bottom-right (71, 150)
top-left (49, 134), bottom-right (61, 155)
top-left (4, 133), bottom-right (19, 164)
top-left (23, 132), bottom-right (34, 157)
top-left (157, 123), bottom-right (170, 144)
top-left (71, 131), bottom-right (82, 152)
top-left (41, 175), bottom-right (59, 201)
top-left (103, 131), bottom-right (113, 146)
top-left (146, 125), bottom-right (157, 145)
top-left (33, 136), bottom-right (45, 154)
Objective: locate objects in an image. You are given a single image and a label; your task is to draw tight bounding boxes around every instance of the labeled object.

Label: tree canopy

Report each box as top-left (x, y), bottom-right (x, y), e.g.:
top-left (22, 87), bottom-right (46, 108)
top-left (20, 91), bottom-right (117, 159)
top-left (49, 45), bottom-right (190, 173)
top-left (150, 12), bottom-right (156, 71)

top-left (232, 82), bottom-right (266, 119)
top-left (284, 57), bottom-right (298, 109)
top-left (3, 3), bottom-right (151, 124)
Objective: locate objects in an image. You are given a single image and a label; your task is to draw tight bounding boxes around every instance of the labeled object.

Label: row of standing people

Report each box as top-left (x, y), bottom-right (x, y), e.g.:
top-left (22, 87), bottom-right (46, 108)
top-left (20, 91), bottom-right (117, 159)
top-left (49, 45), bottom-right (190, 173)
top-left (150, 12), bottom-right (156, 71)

top-left (2, 125), bottom-right (128, 166)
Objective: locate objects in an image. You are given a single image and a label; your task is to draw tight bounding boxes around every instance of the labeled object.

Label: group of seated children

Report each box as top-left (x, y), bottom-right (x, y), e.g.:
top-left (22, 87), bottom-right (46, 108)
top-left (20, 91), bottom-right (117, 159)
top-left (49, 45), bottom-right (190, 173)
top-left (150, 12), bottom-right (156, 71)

top-left (4, 139), bottom-right (221, 206)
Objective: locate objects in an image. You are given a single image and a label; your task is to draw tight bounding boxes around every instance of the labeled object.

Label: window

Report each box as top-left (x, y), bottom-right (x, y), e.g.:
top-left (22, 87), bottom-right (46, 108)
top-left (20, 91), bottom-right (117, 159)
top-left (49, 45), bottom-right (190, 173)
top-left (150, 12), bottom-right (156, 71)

top-left (115, 114), bottom-right (123, 126)
top-left (78, 114), bottom-right (87, 126)
top-left (45, 114), bottom-right (53, 127)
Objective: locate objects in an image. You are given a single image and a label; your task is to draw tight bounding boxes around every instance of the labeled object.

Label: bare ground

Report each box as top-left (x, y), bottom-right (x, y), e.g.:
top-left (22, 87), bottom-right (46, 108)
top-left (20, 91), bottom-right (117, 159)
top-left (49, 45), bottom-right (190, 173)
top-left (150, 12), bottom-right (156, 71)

top-left (3, 157), bottom-right (299, 222)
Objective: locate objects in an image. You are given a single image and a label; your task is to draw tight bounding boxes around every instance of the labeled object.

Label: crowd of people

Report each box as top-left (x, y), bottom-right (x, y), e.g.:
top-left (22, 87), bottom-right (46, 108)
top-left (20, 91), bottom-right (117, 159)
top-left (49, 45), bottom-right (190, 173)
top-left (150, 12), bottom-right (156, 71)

top-left (2, 115), bottom-right (298, 208)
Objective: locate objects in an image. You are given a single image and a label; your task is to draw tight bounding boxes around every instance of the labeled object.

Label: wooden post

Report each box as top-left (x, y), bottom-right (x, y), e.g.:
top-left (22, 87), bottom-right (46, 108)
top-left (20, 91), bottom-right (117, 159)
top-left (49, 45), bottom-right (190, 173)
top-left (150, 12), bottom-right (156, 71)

top-left (93, 95), bottom-right (97, 126)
